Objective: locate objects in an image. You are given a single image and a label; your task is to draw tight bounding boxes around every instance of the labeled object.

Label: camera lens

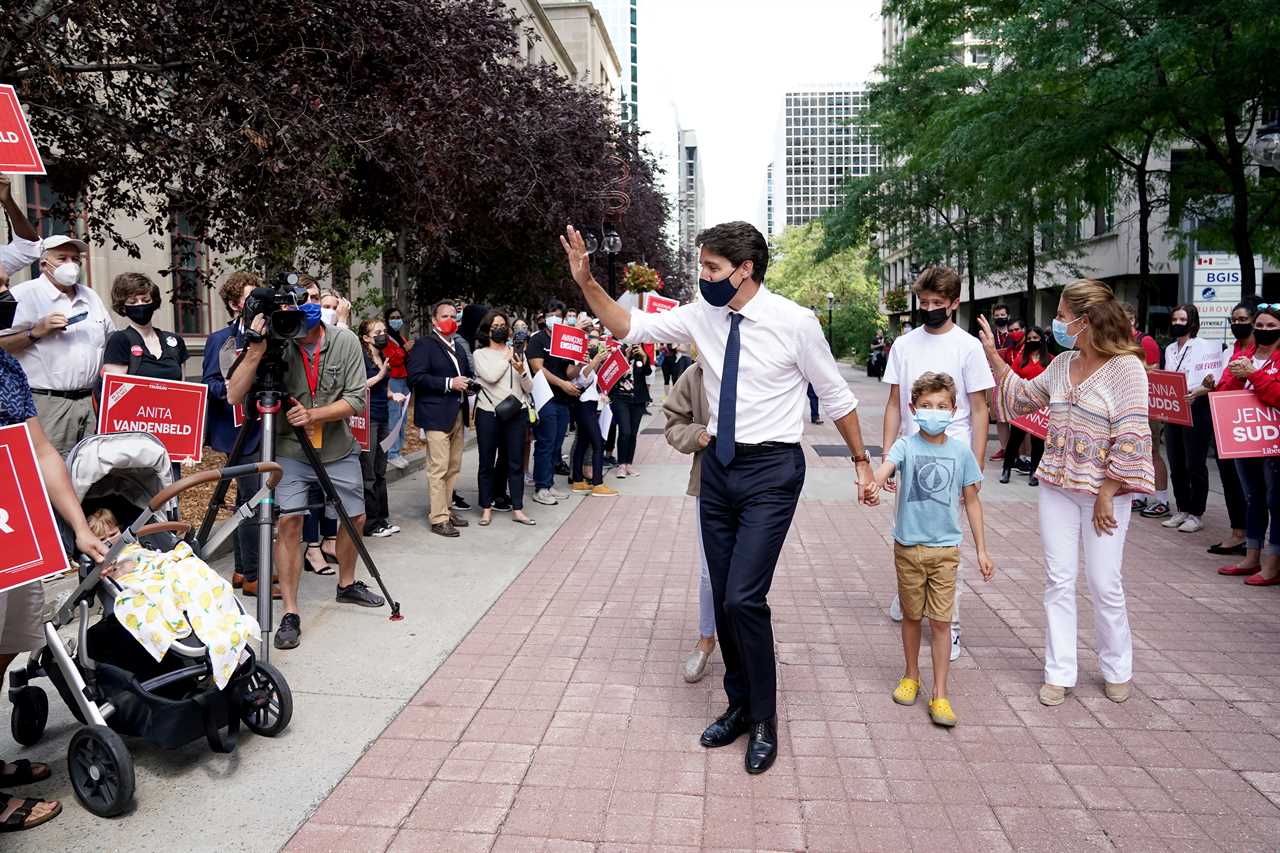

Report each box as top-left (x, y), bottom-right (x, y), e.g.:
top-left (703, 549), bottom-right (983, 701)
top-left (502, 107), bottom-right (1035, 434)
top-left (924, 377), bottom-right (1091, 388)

top-left (271, 309), bottom-right (305, 339)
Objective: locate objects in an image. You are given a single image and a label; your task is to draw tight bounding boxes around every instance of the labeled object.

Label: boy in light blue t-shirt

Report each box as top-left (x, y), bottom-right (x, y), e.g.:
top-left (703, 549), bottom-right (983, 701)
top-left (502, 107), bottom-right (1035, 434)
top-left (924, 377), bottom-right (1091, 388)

top-left (870, 372), bottom-right (994, 727)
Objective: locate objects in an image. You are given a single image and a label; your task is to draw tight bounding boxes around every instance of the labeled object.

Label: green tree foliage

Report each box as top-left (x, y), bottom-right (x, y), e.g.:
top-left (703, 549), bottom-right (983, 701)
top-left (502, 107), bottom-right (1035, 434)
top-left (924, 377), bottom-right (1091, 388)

top-left (767, 222), bottom-right (884, 359)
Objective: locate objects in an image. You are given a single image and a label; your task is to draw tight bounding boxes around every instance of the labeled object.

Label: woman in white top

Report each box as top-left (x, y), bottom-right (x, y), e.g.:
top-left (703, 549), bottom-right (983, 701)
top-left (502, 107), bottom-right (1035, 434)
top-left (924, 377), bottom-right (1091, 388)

top-left (1160, 304), bottom-right (1225, 534)
top-left (473, 310), bottom-right (535, 527)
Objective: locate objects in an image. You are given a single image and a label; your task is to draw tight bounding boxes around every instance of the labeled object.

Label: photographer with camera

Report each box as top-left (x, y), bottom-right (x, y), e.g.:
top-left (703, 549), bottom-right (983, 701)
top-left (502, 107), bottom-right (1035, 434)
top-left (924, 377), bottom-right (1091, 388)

top-left (407, 300), bottom-right (475, 538)
top-left (227, 291), bottom-right (385, 650)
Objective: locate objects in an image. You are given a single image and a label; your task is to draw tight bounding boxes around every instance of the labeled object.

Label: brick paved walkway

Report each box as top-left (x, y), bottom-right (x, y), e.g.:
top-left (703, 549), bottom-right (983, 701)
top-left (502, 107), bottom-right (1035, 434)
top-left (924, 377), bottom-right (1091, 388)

top-left (289, 387), bottom-right (1280, 852)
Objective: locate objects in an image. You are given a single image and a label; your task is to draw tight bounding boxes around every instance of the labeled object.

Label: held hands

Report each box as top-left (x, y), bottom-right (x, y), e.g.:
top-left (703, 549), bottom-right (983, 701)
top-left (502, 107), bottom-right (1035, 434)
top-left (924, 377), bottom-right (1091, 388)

top-left (1228, 357), bottom-right (1254, 380)
top-left (856, 461), bottom-right (879, 506)
top-left (559, 225), bottom-right (594, 288)
top-left (977, 550), bottom-right (995, 582)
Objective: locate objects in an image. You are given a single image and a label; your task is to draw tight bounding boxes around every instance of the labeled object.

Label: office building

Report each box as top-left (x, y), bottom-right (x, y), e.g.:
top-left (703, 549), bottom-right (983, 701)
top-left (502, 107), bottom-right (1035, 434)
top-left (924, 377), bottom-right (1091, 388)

top-left (590, 0), bottom-right (639, 124)
top-left (768, 87), bottom-right (879, 237)
top-left (677, 128), bottom-right (704, 281)
top-left (541, 1), bottom-right (622, 101)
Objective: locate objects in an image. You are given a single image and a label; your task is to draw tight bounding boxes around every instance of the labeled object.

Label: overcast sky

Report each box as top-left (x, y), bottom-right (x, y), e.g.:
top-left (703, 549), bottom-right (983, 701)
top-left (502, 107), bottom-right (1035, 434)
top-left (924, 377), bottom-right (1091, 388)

top-left (638, 0), bottom-right (884, 233)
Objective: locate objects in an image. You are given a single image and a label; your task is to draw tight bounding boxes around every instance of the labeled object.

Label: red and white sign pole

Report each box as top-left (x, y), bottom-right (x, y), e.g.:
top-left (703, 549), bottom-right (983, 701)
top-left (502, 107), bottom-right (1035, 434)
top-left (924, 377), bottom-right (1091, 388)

top-left (0, 424), bottom-right (68, 593)
top-left (98, 374), bottom-right (209, 462)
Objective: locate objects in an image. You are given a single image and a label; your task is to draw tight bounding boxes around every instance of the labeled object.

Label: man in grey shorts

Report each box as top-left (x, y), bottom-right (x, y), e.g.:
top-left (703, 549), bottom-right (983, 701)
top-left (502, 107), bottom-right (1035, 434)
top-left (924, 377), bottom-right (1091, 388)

top-left (228, 295), bottom-right (385, 649)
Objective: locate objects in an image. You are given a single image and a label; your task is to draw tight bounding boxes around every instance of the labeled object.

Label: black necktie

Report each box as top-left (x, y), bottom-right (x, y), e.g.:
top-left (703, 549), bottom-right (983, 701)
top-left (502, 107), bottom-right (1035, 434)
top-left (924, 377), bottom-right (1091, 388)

top-left (716, 313), bottom-right (743, 466)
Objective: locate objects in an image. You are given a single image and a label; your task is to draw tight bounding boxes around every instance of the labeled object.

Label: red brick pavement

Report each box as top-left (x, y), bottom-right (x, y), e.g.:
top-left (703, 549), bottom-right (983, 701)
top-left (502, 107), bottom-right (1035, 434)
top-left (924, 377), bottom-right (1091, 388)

top-left (289, 417), bottom-right (1280, 852)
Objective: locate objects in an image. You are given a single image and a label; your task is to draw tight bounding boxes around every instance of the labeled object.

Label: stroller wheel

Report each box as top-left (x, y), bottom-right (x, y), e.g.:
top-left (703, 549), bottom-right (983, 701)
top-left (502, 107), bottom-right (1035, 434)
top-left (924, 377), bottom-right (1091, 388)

top-left (241, 661), bottom-right (293, 737)
top-left (68, 725), bottom-right (135, 818)
top-left (10, 686), bottom-right (48, 746)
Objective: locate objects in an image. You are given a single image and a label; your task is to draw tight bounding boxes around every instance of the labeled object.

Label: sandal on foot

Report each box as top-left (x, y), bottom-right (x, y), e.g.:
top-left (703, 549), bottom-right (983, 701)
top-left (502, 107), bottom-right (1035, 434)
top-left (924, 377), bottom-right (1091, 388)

top-left (0, 761), bottom-right (49, 787)
top-left (0, 795), bottom-right (61, 832)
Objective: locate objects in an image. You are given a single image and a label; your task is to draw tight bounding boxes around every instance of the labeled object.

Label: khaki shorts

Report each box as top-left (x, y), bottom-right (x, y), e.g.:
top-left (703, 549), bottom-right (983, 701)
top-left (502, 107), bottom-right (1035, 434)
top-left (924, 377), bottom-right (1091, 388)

top-left (894, 542), bottom-right (959, 622)
top-left (0, 584), bottom-right (46, 655)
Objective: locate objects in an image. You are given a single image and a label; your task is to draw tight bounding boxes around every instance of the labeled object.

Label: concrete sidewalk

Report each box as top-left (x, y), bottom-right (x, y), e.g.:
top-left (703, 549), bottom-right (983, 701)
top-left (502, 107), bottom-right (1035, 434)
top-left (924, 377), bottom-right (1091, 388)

top-left (288, 367), bottom-right (1280, 852)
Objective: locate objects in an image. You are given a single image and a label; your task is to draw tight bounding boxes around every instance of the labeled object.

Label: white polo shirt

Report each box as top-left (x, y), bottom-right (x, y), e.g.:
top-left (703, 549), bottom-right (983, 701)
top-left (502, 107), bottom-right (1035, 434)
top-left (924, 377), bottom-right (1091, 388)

top-left (624, 285), bottom-right (857, 444)
top-left (7, 274), bottom-right (115, 390)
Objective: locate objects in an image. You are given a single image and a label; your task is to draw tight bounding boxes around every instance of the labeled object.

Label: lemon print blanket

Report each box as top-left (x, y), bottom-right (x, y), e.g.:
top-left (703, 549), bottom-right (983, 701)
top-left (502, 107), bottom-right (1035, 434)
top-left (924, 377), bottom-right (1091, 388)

top-left (112, 542), bottom-right (260, 689)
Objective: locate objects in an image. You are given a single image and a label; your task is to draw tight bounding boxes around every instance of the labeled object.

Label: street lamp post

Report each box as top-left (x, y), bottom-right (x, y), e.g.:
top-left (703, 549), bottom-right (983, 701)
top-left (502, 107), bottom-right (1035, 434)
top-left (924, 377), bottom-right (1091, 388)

top-left (826, 291), bottom-right (835, 350)
top-left (603, 225), bottom-right (623, 299)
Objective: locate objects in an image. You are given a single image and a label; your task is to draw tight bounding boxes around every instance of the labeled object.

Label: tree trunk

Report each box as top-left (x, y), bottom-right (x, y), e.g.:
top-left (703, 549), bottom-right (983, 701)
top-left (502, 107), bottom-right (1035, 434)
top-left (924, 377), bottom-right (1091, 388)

top-left (1223, 113), bottom-right (1256, 298)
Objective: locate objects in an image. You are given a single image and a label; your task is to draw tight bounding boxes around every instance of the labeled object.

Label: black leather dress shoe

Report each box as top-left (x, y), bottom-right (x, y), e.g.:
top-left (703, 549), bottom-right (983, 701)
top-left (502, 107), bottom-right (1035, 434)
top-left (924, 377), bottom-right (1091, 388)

top-left (700, 706), bottom-right (750, 748)
top-left (745, 719), bottom-right (778, 774)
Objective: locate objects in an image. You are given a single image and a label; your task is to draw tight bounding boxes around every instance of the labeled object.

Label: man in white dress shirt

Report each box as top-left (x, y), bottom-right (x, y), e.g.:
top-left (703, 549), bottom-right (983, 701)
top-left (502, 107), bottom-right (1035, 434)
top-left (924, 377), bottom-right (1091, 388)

top-left (561, 221), bottom-right (877, 774)
top-left (0, 235), bottom-right (113, 454)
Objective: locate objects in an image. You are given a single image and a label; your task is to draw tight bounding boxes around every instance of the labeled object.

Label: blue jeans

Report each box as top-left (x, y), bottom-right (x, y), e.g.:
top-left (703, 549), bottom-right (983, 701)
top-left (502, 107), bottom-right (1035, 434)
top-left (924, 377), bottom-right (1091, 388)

top-left (387, 377), bottom-right (409, 459)
top-left (533, 400), bottom-right (570, 490)
top-left (1235, 458), bottom-right (1280, 555)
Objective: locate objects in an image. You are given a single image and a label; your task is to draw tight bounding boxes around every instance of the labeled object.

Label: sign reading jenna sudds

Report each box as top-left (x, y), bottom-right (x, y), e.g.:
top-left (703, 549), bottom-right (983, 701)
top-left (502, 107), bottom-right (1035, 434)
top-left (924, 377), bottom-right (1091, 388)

top-left (98, 374), bottom-right (208, 462)
top-left (1210, 391), bottom-right (1280, 459)
top-left (1010, 407), bottom-right (1050, 440)
top-left (0, 424), bottom-right (67, 593)
top-left (594, 349), bottom-right (630, 393)
top-left (0, 85), bottom-right (45, 174)
top-left (1147, 369), bottom-right (1192, 426)
top-left (549, 324), bottom-right (589, 363)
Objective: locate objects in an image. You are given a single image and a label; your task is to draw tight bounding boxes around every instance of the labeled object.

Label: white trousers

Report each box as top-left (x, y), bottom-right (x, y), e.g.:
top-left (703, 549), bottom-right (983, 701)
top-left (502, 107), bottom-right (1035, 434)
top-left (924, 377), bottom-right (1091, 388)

top-left (1039, 484), bottom-right (1134, 687)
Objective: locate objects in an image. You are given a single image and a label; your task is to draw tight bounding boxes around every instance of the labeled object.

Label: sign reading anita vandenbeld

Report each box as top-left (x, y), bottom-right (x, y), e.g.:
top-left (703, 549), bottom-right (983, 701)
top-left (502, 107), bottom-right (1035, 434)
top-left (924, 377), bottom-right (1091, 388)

top-left (98, 374), bottom-right (208, 462)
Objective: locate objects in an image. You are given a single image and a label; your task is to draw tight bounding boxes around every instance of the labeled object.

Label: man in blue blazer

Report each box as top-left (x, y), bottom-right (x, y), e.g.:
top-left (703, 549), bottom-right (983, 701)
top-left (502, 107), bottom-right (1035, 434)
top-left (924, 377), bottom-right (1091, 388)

top-left (407, 300), bottom-right (474, 537)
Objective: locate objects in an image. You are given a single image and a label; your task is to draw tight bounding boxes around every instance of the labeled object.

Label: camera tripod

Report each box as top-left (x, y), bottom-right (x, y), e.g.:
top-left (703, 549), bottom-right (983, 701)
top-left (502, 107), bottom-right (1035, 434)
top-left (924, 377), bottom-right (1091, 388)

top-left (196, 385), bottom-right (403, 661)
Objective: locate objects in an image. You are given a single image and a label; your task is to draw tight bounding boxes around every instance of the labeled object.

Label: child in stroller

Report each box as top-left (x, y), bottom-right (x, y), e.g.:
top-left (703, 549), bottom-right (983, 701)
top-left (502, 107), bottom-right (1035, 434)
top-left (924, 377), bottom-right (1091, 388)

top-left (8, 432), bottom-right (292, 818)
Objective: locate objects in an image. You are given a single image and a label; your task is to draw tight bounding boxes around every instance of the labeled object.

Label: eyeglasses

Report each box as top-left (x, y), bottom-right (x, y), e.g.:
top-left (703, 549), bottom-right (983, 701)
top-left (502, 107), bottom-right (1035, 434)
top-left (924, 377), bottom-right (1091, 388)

top-left (1258, 304), bottom-right (1280, 311)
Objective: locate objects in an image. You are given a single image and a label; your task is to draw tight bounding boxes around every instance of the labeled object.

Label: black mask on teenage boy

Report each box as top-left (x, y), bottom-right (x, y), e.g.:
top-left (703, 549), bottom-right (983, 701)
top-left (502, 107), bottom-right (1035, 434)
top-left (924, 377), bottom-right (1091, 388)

top-left (919, 306), bottom-right (950, 329)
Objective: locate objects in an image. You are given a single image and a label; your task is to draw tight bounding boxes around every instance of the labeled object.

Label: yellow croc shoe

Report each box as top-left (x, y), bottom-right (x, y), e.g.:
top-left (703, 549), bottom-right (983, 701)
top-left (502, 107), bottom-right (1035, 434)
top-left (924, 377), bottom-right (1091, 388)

top-left (892, 677), bottom-right (921, 706)
top-left (929, 697), bottom-right (957, 727)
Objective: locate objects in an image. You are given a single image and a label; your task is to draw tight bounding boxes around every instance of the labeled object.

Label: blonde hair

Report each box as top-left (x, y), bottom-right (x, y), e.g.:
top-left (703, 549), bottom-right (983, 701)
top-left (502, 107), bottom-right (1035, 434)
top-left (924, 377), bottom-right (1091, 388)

top-left (1061, 280), bottom-right (1144, 363)
top-left (910, 371), bottom-right (957, 406)
top-left (86, 508), bottom-right (120, 540)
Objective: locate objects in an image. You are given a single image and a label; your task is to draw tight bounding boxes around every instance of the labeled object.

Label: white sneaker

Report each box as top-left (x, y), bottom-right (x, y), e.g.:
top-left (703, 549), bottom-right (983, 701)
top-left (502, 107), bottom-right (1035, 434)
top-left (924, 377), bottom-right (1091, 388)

top-left (1178, 515), bottom-right (1204, 533)
top-left (532, 489), bottom-right (558, 506)
top-left (950, 625), bottom-right (962, 661)
top-left (1161, 512), bottom-right (1189, 529)
top-left (548, 487), bottom-right (570, 500)
top-left (384, 524), bottom-right (401, 535)
top-left (888, 594), bottom-right (903, 622)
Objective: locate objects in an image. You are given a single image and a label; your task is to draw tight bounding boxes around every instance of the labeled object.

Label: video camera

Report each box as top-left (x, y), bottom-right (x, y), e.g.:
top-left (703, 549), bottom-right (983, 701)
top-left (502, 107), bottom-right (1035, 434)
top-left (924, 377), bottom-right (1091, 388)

top-left (243, 272), bottom-right (309, 344)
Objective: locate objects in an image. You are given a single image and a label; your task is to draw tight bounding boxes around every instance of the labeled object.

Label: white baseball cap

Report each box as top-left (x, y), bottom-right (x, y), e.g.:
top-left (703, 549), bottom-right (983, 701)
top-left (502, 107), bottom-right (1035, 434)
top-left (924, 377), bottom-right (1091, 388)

top-left (41, 235), bottom-right (90, 254)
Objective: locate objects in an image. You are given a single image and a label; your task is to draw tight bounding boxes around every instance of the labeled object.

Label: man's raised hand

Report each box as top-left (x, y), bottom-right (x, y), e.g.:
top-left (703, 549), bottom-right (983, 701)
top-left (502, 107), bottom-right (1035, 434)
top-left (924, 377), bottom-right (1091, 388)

top-left (559, 225), bottom-right (593, 288)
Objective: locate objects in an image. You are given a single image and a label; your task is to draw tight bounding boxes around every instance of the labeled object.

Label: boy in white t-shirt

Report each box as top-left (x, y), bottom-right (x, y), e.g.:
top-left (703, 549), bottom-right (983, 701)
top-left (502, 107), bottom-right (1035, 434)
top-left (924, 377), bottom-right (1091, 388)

top-left (881, 266), bottom-right (996, 661)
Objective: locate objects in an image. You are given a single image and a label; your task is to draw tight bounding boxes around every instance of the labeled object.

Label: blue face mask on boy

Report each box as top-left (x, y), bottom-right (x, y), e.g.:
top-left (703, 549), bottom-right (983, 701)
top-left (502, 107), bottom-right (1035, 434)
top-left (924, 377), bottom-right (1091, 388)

top-left (913, 409), bottom-right (953, 436)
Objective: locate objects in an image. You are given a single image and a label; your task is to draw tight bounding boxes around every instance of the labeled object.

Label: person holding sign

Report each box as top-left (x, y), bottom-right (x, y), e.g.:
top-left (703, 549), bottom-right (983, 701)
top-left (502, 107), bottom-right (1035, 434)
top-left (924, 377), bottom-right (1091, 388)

top-left (568, 332), bottom-right (617, 497)
top-left (1214, 304), bottom-right (1280, 585)
top-left (1159, 304), bottom-right (1225, 535)
top-left (358, 318), bottom-right (401, 539)
top-left (0, 340), bottom-right (108, 832)
top-left (227, 299), bottom-right (384, 650)
top-left (979, 280), bottom-right (1153, 707)
top-left (1203, 301), bottom-right (1257, 558)
top-left (563, 221), bottom-right (876, 774)
top-left (999, 327), bottom-right (1052, 487)
top-left (610, 344), bottom-right (652, 478)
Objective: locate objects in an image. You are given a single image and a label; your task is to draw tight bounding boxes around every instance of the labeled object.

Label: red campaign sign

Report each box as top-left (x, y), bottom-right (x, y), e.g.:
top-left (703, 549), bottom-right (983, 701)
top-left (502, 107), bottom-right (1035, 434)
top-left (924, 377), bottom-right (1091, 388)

top-left (0, 424), bottom-right (67, 593)
top-left (644, 293), bottom-right (678, 313)
top-left (594, 349), bottom-right (630, 393)
top-left (349, 388), bottom-right (371, 452)
top-left (549, 324), bottom-right (589, 363)
top-left (233, 403), bottom-right (246, 428)
top-left (0, 85), bottom-right (44, 174)
top-left (1011, 406), bottom-right (1050, 440)
top-left (1209, 390), bottom-right (1280, 459)
top-left (1147, 369), bottom-right (1192, 426)
top-left (98, 373), bottom-right (208, 462)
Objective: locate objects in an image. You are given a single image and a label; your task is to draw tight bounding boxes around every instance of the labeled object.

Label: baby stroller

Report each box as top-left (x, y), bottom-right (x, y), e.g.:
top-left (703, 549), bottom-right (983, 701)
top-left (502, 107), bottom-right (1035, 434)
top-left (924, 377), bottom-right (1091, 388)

top-left (6, 432), bottom-right (292, 818)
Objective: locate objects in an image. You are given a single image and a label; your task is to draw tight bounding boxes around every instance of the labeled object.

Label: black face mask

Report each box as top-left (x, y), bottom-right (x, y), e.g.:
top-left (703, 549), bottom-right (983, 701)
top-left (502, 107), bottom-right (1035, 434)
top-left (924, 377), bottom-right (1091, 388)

top-left (1170, 323), bottom-right (1189, 339)
top-left (1232, 322), bottom-right (1254, 341)
top-left (920, 306), bottom-right (950, 329)
top-left (1255, 328), bottom-right (1280, 347)
top-left (372, 335), bottom-right (388, 349)
top-left (124, 303), bottom-right (157, 326)
top-left (491, 327), bottom-right (510, 344)
top-left (994, 316), bottom-right (1009, 328)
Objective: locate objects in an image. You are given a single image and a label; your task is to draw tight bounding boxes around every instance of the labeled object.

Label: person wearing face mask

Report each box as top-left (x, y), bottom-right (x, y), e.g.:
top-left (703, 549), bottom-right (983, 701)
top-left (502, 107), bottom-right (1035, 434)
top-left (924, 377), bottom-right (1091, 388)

top-left (1123, 302), bottom-right (1171, 521)
top-left (995, 317), bottom-right (1031, 472)
top-left (990, 304), bottom-right (1013, 461)
top-left (1202, 301), bottom-right (1257, 557)
top-left (103, 273), bottom-right (188, 381)
top-left (228, 293), bottom-right (386, 650)
top-left (1215, 303), bottom-right (1280, 585)
top-left (320, 289), bottom-right (351, 329)
top-left (980, 279), bottom-right (1153, 707)
top-left (1160, 304), bottom-right (1226, 535)
top-left (0, 235), bottom-right (114, 455)
top-left (998, 326), bottom-right (1051, 486)
top-left (382, 305), bottom-right (413, 467)
top-left (359, 318), bottom-right (403, 538)
top-left (527, 300), bottom-right (577, 503)
top-left (473, 310), bottom-right (536, 526)
top-left (561, 220), bottom-right (876, 775)
top-left (406, 300), bottom-right (475, 537)
top-left (881, 267), bottom-right (995, 662)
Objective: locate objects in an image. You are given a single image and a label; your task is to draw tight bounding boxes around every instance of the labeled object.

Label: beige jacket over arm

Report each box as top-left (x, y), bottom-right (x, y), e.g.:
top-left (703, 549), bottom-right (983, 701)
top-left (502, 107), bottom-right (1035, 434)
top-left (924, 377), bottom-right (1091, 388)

top-left (662, 362), bottom-right (709, 497)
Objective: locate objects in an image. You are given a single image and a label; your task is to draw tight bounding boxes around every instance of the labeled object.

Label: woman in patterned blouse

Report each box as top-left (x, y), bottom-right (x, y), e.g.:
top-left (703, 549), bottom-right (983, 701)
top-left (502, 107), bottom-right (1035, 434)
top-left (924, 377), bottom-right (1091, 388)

top-left (977, 280), bottom-right (1154, 709)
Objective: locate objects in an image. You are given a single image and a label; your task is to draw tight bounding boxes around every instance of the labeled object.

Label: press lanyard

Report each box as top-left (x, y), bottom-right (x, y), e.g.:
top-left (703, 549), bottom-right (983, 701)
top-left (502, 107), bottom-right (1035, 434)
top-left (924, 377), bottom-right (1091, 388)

top-left (297, 328), bottom-right (326, 403)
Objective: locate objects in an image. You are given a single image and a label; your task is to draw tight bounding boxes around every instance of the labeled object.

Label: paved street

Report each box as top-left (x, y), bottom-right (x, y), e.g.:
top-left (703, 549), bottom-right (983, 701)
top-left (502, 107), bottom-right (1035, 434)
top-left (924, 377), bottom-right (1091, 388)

top-left (278, 367), bottom-right (1280, 852)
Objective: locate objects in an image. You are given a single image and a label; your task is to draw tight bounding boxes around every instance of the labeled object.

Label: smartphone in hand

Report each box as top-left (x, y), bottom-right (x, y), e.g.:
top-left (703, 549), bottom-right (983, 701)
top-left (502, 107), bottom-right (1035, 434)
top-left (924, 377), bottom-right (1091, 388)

top-left (65, 311), bottom-right (89, 326)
